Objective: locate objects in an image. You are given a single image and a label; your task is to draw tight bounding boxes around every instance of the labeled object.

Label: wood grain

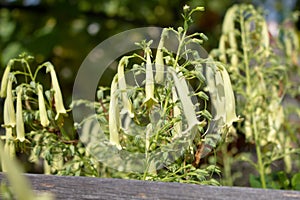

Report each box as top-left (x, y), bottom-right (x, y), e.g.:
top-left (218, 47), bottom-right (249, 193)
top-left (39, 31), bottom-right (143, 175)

top-left (1, 173), bottom-right (300, 200)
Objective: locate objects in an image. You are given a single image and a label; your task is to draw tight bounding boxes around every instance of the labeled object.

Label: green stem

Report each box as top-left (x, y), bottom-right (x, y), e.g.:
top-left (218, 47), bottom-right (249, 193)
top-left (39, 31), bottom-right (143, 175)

top-left (33, 64), bottom-right (47, 81)
top-left (240, 10), bottom-right (266, 189)
top-left (142, 161), bottom-right (150, 180)
top-left (221, 143), bottom-right (233, 186)
top-left (22, 59), bottom-right (34, 81)
top-left (252, 113), bottom-right (266, 189)
top-left (173, 31), bottom-right (187, 69)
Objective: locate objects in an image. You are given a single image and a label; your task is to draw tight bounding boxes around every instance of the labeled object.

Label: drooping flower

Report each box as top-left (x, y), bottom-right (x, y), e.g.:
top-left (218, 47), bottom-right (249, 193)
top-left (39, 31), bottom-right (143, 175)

top-left (16, 86), bottom-right (25, 142)
top-left (3, 76), bottom-right (15, 161)
top-left (218, 35), bottom-right (227, 63)
top-left (117, 56), bottom-right (134, 118)
top-left (169, 68), bottom-right (199, 132)
top-left (260, 19), bottom-right (270, 57)
top-left (172, 86), bottom-right (182, 136)
top-left (45, 62), bottom-right (67, 120)
top-left (37, 84), bottom-right (50, 127)
top-left (109, 75), bottom-right (122, 150)
top-left (3, 97), bottom-right (15, 164)
top-left (222, 5), bottom-right (239, 69)
top-left (3, 102), bottom-right (13, 139)
top-left (143, 47), bottom-right (158, 108)
top-left (155, 29), bottom-right (168, 84)
top-left (218, 64), bottom-right (239, 127)
top-left (4, 74), bottom-right (16, 128)
top-left (0, 59), bottom-right (13, 98)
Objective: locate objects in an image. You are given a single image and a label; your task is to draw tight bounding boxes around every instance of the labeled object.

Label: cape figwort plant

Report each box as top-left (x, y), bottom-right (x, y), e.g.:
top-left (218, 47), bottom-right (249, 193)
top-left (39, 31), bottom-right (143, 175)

top-left (0, 54), bottom-right (102, 177)
top-left (0, 54), bottom-right (71, 174)
top-left (210, 4), bottom-right (300, 188)
top-left (75, 5), bottom-right (238, 184)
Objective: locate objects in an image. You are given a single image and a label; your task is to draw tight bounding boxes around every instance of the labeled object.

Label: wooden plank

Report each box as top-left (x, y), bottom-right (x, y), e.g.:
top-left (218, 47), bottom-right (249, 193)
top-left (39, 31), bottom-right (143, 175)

top-left (1, 173), bottom-right (300, 200)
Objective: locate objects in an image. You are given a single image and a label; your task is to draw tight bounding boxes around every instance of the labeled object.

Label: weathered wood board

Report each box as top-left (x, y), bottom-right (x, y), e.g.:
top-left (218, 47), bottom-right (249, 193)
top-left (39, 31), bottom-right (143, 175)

top-left (1, 173), bottom-right (300, 200)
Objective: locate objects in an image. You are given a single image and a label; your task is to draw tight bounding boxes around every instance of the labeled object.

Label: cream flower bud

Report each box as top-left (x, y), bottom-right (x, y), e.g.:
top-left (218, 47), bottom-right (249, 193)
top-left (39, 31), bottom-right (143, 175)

top-left (183, 5), bottom-right (190, 12)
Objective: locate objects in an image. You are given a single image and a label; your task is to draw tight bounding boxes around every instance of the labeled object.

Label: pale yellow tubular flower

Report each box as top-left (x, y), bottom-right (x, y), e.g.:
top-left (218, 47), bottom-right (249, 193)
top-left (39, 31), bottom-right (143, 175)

top-left (43, 159), bottom-right (51, 175)
top-left (143, 47), bottom-right (158, 108)
top-left (222, 5), bottom-right (237, 34)
top-left (3, 141), bottom-right (16, 171)
top-left (109, 75), bottom-right (122, 150)
top-left (231, 54), bottom-right (238, 69)
top-left (16, 87), bottom-right (25, 142)
top-left (267, 88), bottom-right (284, 144)
top-left (205, 62), bottom-right (226, 121)
top-left (0, 59), bottom-right (13, 98)
top-left (52, 152), bottom-right (63, 172)
top-left (155, 29), bottom-right (167, 84)
top-left (219, 64), bottom-right (239, 127)
top-left (260, 19), bottom-right (270, 57)
top-left (218, 35), bottom-right (227, 63)
top-left (3, 93), bottom-right (13, 139)
top-left (172, 86), bottom-right (182, 136)
top-left (244, 119), bottom-right (253, 142)
top-left (169, 68), bottom-right (199, 132)
top-left (3, 86), bottom-right (15, 167)
top-left (45, 62), bottom-right (67, 120)
top-left (222, 5), bottom-right (238, 68)
top-left (117, 56), bottom-right (134, 118)
top-left (37, 84), bottom-right (50, 127)
top-left (228, 30), bottom-right (238, 68)
top-left (4, 74), bottom-right (16, 128)
top-left (283, 136), bottom-right (292, 173)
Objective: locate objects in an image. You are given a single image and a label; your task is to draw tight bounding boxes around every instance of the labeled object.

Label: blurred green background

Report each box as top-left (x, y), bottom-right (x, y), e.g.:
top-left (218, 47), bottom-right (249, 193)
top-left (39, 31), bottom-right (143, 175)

top-left (0, 0), bottom-right (299, 105)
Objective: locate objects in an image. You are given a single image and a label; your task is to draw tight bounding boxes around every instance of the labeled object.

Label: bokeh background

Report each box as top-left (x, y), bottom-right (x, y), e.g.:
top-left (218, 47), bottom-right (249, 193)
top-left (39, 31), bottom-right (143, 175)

top-left (0, 0), bottom-right (299, 105)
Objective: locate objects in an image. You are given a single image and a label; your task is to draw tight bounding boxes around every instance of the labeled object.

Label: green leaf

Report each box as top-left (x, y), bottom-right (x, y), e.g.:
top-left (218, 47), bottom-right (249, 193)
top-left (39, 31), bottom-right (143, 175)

top-left (249, 174), bottom-right (262, 188)
top-left (292, 173), bottom-right (300, 190)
